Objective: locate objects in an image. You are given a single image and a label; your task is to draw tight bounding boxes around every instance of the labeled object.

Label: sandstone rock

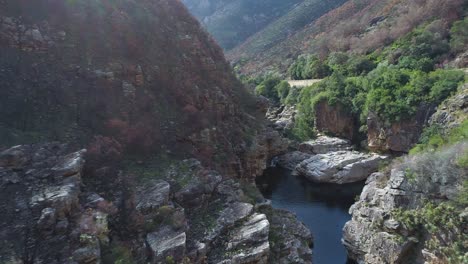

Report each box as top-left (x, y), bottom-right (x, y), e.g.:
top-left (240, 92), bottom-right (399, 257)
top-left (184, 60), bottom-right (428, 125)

top-left (343, 144), bottom-right (466, 263)
top-left (367, 104), bottom-right (435, 153)
top-left (209, 213), bottom-right (270, 264)
top-left (0, 145), bottom-right (27, 168)
top-left (228, 213), bottom-right (269, 249)
top-left (296, 151), bottom-right (387, 184)
top-left (265, 207), bottom-right (313, 264)
top-left (314, 100), bottom-right (355, 140)
top-left (267, 105), bottom-right (297, 132)
top-left (136, 180), bottom-right (170, 213)
top-left (146, 227), bottom-right (186, 263)
top-left (242, 128), bottom-right (288, 178)
top-left (298, 135), bottom-right (352, 154)
top-left (218, 202), bottom-right (254, 227)
top-left (275, 151), bottom-right (313, 170)
top-left (37, 207), bottom-right (57, 231)
top-left (73, 236), bottom-right (101, 264)
top-left (30, 176), bottom-right (82, 218)
top-left (52, 150), bottom-right (86, 177)
top-left (429, 85), bottom-right (467, 129)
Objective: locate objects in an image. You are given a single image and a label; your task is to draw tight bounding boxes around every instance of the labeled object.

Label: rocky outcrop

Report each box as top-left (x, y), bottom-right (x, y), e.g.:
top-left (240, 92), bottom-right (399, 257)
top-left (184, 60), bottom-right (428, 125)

top-left (267, 105), bottom-right (297, 133)
top-left (0, 0), bottom-right (265, 180)
top-left (241, 128), bottom-right (289, 178)
top-left (296, 151), bottom-right (387, 184)
top-left (146, 227), bottom-right (187, 263)
top-left (343, 142), bottom-right (467, 263)
top-left (314, 100), bottom-right (356, 140)
top-left (260, 207), bottom-right (313, 264)
top-left (429, 84), bottom-right (467, 129)
top-left (0, 143), bottom-right (313, 264)
top-left (367, 105), bottom-right (435, 153)
top-left (275, 151), bottom-right (313, 170)
top-left (299, 135), bottom-right (352, 154)
top-left (0, 143), bottom-right (114, 264)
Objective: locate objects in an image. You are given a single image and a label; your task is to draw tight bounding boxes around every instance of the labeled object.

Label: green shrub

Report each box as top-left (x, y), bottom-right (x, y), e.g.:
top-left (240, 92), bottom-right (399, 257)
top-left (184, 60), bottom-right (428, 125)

top-left (450, 18), bottom-right (468, 53)
top-left (392, 202), bottom-right (467, 263)
top-left (284, 85), bottom-right (301, 105)
top-left (288, 56), bottom-right (331, 80)
top-left (254, 75), bottom-right (281, 101)
top-left (275, 80), bottom-right (291, 104)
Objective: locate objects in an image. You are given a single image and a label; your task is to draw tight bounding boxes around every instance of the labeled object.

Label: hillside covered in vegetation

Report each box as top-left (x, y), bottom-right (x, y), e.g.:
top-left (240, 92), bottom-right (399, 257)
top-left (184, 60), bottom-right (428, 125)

top-left (229, 0), bottom-right (467, 76)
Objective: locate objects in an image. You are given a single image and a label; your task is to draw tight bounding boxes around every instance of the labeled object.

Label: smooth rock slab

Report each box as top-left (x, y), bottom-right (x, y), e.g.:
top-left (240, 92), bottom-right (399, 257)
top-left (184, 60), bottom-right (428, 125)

top-left (299, 136), bottom-right (352, 154)
top-left (146, 227), bottom-right (186, 263)
top-left (296, 151), bottom-right (387, 184)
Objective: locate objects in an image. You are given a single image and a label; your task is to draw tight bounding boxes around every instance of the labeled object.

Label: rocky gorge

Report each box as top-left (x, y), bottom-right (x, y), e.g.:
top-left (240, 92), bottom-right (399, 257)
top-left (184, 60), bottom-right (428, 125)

top-left (0, 0), bottom-right (467, 263)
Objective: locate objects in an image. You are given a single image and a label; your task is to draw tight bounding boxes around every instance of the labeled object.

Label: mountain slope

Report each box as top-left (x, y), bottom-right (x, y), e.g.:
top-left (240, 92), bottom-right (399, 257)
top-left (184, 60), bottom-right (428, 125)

top-left (182, 0), bottom-right (303, 50)
top-left (229, 0), bottom-right (467, 75)
top-left (0, 0), bottom-right (262, 177)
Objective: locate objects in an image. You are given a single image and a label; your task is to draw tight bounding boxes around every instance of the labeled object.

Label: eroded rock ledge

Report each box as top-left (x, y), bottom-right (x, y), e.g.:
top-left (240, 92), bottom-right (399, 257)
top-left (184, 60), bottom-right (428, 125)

top-left (0, 143), bottom-right (312, 264)
top-left (343, 143), bottom-right (467, 263)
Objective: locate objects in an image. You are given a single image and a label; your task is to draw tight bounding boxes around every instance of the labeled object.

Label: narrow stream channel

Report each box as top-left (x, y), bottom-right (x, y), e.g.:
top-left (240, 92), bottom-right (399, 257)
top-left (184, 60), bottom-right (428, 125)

top-left (256, 166), bottom-right (364, 264)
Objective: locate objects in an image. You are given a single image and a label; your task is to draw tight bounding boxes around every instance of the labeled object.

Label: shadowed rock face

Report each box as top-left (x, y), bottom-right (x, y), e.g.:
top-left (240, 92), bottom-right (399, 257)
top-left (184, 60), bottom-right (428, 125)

top-left (367, 105), bottom-right (435, 153)
top-left (314, 101), bottom-right (356, 141)
top-left (0, 0), bottom-right (267, 179)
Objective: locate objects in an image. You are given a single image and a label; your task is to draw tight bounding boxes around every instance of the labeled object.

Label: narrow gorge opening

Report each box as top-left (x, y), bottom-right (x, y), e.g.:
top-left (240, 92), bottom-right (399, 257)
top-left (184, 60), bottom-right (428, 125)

top-left (257, 166), bottom-right (363, 264)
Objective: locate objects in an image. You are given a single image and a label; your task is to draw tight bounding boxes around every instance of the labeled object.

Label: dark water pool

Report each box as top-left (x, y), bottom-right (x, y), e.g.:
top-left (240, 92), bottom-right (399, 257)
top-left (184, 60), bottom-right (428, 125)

top-left (256, 167), bottom-right (364, 264)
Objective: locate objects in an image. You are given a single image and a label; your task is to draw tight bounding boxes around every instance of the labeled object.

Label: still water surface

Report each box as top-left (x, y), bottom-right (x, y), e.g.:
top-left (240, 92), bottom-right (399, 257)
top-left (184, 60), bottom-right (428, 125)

top-left (256, 167), bottom-right (363, 264)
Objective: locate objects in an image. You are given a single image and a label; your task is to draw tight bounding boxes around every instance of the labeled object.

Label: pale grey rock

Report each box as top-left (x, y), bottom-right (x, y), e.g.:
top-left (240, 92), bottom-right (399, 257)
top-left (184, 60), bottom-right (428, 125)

top-left (136, 180), bottom-right (170, 213)
top-left (146, 227), bottom-right (186, 263)
top-left (267, 105), bottom-right (297, 132)
top-left (218, 202), bottom-right (253, 227)
top-left (30, 176), bottom-right (81, 217)
top-left (275, 151), bottom-right (313, 170)
top-left (296, 151), bottom-right (387, 184)
top-left (37, 207), bottom-right (56, 231)
top-left (343, 144), bottom-right (466, 263)
top-left (299, 135), bottom-right (352, 154)
top-left (52, 150), bottom-right (86, 177)
top-left (228, 213), bottom-right (269, 249)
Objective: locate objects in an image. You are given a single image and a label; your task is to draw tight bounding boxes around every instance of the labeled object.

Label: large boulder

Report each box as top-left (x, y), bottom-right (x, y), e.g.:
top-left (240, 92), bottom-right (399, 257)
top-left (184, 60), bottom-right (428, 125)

top-left (299, 135), bottom-right (352, 154)
top-left (136, 180), bottom-right (171, 214)
top-left (275, 151), bottom-right (313, 170)
top-left (146, 227), bottom-right (187, 263)
top-left (296, 151), bottom-right (387, 184)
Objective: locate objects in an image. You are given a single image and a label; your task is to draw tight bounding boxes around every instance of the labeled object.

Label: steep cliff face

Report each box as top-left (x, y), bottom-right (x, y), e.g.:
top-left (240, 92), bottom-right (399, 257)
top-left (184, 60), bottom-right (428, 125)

top-left (367, 105), bottom-right (435, 153)
top-left (343, 89), bottom-right (468, 263)
top-left (0, 0), bottom-right (265, 178)
top-left (314, 100), bottom-right (355, 141)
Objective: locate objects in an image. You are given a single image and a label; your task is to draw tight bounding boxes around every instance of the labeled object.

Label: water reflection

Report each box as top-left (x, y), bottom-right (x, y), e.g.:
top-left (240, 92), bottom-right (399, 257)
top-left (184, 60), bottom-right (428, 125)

top-left (256, 167), bottom-right (363, 264)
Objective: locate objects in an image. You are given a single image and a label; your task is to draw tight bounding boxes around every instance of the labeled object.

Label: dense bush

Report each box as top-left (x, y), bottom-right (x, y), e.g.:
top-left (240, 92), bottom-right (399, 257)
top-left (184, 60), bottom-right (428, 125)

top-left (254, 76), bottom-right (292, 104)
top-left (410, 120), bottom-right (468, 154)
top-left (281, 18), bottom-right (467, 140)
top-left (288, 56), bottom-right (331, 80)
top-left (450, 17), bottom-right (468, 53)
top-left (289, 53), bottom-right (375, 80)
top-left (254, 76), bottom-right (281, 100)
